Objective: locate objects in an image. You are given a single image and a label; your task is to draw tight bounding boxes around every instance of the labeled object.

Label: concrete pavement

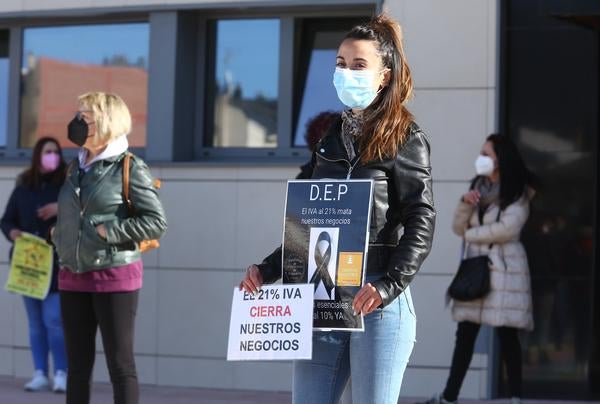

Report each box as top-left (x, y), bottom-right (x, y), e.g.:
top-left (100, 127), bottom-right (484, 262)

top-left (0, 376), bottom-right (291, 404)
top-left (1, 377), bottom-right (598, 404)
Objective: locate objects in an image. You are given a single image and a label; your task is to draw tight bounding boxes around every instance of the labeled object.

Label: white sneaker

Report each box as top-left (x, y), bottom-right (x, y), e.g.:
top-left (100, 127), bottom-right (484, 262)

top-left (53, 370), bottom-right (67, 393)
top-left (24, 370), bottom-right (50, 392)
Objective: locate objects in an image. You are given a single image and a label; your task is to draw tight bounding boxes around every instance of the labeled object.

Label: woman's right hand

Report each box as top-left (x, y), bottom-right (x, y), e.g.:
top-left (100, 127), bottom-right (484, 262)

top-left (9, 229), bottom-right (22, 241)
top-left (462, 190), bottom-right (481, 206)
top-left (37, 202), bottom-right (58, 221)
top-left (239, 265), bottom-right (263, 295)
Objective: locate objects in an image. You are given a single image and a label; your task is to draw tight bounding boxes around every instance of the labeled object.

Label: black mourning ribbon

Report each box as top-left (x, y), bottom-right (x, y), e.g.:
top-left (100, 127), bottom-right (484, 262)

top-left (309, 231), bottom-right (335, 298)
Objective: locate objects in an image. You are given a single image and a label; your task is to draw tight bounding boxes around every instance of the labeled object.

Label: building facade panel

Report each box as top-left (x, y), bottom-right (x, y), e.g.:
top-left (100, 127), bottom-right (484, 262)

top-left (0, 178), bottom-right (18, 262)
top-left (133, 268), bottom-right (159, 355)
top-left (401, 0), bottom-right (489, 89)
top-left (487, 89), bottom-right (497, 135)
top-left (234, 180), bottom-right (288, 268)
top-left (419, 181), bottom-right (469, 276)
top-left (0, 347), bottom-right (12, 374)
top-left (0, 0), bottom-right (499, 398)
top-left (0, 1), bottom-right (22, 13)
top-left (409, 275), bottom-right (467, 367)
top-left (22, 0), bottom-right (93, 12)
top-left (407, 89), bottom-right (490, 182)
top-left (133, 355), bottom-right (158, 385)
top-left (157, 269), bottom-right (238, 357)
top-left (13, 348), bottom-right (32, 379)
top-left (1, 0), bottom-right (368, 14)
top-left (0, 274), bottom-right (13, 346)
top-left (11, 293), bottom-right (28, 349)
top-left (158, 181), bottom-right (238, 269)
top-left (487, 1), bottom-right (498, 89)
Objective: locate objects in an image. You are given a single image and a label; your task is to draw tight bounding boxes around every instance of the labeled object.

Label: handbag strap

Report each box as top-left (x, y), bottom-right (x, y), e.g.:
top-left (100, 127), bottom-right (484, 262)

top-left (122, 152), bottom-right (133, 214)
top-left (121, 152), bottom-right (161, 215)
top-left (462, 205), bottom-right (502, 259)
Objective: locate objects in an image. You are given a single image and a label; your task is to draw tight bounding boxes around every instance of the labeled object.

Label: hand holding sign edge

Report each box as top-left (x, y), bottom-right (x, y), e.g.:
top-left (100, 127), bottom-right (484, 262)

top-left (352, 282), bottom-right (383, 316)
top-left (239, 265), bottom-right (263, 295)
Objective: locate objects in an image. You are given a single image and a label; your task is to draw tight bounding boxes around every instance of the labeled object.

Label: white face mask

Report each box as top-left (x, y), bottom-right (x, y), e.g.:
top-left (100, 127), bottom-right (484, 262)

top-left (475, 155), bottom-right (495, 176)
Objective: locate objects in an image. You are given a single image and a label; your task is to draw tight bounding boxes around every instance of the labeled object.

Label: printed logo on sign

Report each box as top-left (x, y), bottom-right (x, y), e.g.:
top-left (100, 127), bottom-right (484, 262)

top-left (308, 227), bottom-right (339, 300)
top-left (337, 252), bottom-right (363, 286)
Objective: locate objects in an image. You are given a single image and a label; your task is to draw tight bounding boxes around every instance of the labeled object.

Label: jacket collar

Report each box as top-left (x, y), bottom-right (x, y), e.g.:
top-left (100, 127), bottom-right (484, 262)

top-left (78, 135), bottom-right (129, 172)
top-left (317, 117), bottom-right (346, 157)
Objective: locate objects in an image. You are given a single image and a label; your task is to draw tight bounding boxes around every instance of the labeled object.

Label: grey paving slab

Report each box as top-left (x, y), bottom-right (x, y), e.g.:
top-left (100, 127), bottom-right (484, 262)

top-left (0, 376), bottom-right (291, 404)
top-left (1, 376), bottom-right (598, 404)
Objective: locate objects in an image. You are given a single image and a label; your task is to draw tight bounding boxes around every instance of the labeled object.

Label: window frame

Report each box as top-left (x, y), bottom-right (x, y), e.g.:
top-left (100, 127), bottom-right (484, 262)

top-left (194, 8), bottom-right (372, 161)
top-left (0, 3), bottom-right (375, 164)
top-left (291, 17), bottom-right (367, 148)
top-left (0, 15), bottom-right (150, 161)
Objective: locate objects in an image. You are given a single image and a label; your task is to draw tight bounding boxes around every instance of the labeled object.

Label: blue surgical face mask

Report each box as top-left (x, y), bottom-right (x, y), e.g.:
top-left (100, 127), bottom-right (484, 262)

top-left (333, 67), bottom-right (383, 110)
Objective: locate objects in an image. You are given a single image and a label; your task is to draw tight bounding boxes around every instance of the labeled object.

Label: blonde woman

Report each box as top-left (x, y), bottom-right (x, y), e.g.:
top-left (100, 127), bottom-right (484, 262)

top-left (52, 92), bottom-right (167, 404)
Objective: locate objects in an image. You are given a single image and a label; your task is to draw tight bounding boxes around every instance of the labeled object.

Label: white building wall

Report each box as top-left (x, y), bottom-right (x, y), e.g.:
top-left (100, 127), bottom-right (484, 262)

top-left (0, 0), bottom-right (499, 399)
top-left (1, 0), bottom-right (363, 13)
top-left (389, 0), bottom-right (499, 399)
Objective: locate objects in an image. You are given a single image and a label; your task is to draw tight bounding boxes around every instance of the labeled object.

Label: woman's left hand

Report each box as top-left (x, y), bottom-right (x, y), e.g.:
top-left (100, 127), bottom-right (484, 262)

top-left (37, 203), bottom-right (58, 220)
top-left (352, 283), bottom-right (383, 316)
top-left (96, 224), bottom-right (107, 240)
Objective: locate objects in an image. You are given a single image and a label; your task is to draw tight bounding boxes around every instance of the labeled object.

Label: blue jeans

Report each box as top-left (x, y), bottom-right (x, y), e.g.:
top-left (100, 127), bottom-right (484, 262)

top-left (293, 286), bottom-right (417, 404)
top-left (23, 293), bottom-right (67, 373)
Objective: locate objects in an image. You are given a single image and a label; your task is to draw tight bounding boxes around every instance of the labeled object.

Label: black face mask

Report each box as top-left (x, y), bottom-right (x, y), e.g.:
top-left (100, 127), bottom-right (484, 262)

top-left (67, 116), bottom-right (90, 147)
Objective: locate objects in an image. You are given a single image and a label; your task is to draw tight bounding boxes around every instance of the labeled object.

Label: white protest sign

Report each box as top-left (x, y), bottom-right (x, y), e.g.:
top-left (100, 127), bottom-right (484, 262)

top-left (227, 284), bottom-right (314, 361)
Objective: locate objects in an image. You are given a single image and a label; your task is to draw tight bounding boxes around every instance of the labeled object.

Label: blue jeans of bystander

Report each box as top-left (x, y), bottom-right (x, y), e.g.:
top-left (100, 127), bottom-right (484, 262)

top-left (23, 292), bottom-right (67, 373)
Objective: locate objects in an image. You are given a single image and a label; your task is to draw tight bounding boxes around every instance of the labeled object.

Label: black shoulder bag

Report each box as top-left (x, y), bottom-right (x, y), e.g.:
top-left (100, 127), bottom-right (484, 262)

top-left (447, 207), bottom-right (502, 301)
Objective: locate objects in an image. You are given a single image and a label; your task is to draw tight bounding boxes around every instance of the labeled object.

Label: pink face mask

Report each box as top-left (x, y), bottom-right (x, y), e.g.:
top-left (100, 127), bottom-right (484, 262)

top-left (41, 152), bottom-right (60, 172)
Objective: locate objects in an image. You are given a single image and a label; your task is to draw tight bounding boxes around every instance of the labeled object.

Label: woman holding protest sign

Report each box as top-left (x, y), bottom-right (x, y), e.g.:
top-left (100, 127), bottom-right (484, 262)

top-left (52, 92), bottom-right (167, 404)
top-left (1, 137), bottom-right (68, 393)
top-left (240, 14), bottom-right (435, 404)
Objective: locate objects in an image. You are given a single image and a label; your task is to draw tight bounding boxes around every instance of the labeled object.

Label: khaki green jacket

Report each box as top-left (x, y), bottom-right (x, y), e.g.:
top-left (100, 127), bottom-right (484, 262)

top-left (53, 152), bottom-right (167, 273)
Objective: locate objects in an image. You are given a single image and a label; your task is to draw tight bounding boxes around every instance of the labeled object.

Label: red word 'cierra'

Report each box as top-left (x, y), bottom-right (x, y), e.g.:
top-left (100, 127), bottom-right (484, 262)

top-left (250, 305), bottom-right (292, 317)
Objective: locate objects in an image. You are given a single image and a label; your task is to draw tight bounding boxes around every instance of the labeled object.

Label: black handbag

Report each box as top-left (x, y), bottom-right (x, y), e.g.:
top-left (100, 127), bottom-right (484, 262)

top-left (448, 255), bottom-right (491, 301)
top-left (448, 208), bottom-right (502, 301)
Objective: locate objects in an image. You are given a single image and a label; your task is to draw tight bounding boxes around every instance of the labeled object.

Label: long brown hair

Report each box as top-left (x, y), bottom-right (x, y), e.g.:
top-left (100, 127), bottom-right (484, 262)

top-left (20, 137), bottom-right (66, 189)
top-left (345, 14), bottom-right (415, 162)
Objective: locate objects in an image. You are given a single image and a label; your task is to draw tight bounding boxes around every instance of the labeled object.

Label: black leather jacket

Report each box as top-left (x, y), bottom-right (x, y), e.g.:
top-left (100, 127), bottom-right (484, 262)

top-left (258, 119), bottom-right (435, 308)
top-left (52, 152), bottom-right (167, 273)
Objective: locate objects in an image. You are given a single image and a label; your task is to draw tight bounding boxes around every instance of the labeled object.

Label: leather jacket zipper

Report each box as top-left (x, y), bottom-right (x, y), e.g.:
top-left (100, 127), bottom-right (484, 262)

top-left (75, 222), bottom-right (82, 273)
top-left (346, 157), bottom-right (361, 180)
top-left (74, 164), bottom-right (118, 272)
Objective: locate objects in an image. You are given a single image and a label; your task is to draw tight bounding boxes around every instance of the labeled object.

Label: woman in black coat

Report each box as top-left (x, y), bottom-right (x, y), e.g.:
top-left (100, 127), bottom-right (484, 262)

top-left (1, 137), bottom-right (67, 392)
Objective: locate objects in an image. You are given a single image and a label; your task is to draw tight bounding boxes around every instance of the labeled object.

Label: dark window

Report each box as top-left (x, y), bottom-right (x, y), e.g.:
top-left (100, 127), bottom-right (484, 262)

top-left (0, 30), bottom-right (9, 147)
top-left (207, 19), bottom-right (280, 148)
top-left (19, 23), bottom-right (149, 149)
top-left (501, 0), bottom-right (600, 399)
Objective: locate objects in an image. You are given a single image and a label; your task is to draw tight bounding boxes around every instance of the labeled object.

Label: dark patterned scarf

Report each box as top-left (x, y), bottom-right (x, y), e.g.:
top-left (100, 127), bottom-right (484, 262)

top-left (340, 109), bottom-right (364, 161)
top-left (473, 176), bottom-right (500, 210)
